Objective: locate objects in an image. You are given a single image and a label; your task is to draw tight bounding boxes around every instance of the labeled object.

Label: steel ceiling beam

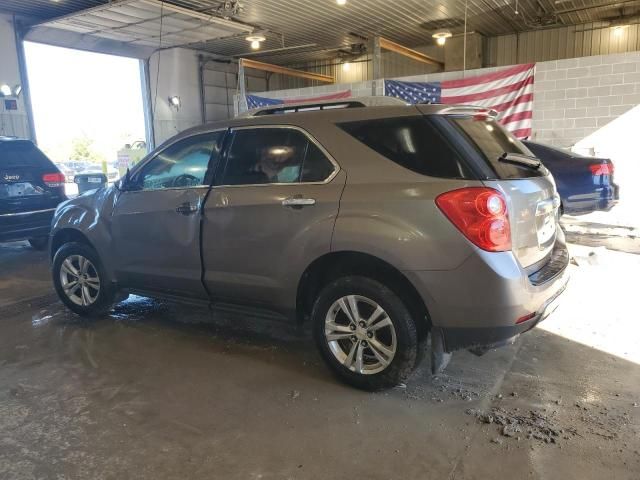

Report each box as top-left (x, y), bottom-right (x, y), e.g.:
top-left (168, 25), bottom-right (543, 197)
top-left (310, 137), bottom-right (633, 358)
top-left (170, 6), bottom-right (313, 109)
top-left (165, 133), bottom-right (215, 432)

top-left (239, 58), bottom-right (334, 83)
top-left (378, 36), bottom-right (444, 69)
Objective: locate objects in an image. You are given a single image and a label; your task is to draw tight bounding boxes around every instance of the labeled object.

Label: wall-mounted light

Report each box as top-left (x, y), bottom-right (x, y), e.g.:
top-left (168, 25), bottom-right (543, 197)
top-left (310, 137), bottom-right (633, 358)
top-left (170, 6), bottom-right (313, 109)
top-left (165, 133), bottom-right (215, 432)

top-left (342, 61), bottom-right (351, 72)
top-left (13, 85), bottom-right (22, 97)
top-left (432, 29), bottom-right (452, 47)
top-left (246, 33), bottom-right (266, 50)
top-left (0, 84), bottom-right (12, 97)
top-left (168, 95), bottom-right (181, 109)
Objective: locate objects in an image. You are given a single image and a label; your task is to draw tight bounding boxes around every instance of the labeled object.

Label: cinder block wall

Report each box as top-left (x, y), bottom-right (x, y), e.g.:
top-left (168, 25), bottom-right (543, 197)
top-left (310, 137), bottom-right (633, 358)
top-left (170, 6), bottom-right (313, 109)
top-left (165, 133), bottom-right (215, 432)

top-left (532, 51), bottom-right (640, 147)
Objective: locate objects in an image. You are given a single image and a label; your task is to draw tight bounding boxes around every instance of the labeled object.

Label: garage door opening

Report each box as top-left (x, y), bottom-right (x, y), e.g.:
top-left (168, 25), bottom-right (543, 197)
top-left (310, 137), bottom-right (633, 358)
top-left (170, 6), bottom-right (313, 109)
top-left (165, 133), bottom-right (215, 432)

top-left (23, 42), bottom-right (147, 196)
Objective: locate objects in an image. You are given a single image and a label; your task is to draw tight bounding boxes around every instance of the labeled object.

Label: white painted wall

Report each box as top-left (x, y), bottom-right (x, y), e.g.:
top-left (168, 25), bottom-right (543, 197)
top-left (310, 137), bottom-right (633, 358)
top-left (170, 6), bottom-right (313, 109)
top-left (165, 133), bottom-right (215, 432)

top-left (0, 13), bottom-right (29, 139)
top-left (148, 48), bottom-right (203, 145)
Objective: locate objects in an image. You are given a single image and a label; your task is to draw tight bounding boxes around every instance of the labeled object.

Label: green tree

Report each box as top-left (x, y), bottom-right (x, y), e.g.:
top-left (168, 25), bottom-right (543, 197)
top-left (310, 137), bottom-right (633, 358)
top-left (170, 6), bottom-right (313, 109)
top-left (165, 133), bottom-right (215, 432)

top-left (69, 136), bottom-right (104, 163)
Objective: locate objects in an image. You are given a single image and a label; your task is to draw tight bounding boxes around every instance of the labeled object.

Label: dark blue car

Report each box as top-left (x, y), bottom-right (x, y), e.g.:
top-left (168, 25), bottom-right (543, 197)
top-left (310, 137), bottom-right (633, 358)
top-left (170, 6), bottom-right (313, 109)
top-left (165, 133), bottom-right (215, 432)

top-left (523, 141), bottom-right (619, 216)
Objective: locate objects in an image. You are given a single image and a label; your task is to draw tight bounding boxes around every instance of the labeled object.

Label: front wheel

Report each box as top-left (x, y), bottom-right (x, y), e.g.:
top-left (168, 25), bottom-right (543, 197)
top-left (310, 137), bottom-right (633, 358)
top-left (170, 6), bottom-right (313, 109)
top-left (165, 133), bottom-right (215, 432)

top-left (312, 276), bottom-right (418, 391)
top-left (52, 242), bottom-right (116, 316)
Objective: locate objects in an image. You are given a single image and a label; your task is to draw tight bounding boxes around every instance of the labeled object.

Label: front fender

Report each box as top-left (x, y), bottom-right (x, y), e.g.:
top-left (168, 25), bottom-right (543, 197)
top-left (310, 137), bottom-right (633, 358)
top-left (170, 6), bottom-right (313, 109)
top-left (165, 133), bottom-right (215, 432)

top-left (51, 186), bottom-right (119, 279)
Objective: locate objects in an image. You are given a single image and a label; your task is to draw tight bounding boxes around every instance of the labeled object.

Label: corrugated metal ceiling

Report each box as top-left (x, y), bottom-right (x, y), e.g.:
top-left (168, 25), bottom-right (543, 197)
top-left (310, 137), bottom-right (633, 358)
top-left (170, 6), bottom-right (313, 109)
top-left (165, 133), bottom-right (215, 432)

top-left (38, 0), bottom-right (252, 48)
top-left (3, 0), bottom-right (640, 63)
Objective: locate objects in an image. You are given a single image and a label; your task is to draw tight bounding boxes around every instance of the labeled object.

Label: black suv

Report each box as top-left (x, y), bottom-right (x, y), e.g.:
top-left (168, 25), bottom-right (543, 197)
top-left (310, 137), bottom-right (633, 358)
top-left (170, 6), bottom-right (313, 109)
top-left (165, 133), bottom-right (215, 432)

top-left (0, 137), bottom-right (67, 249)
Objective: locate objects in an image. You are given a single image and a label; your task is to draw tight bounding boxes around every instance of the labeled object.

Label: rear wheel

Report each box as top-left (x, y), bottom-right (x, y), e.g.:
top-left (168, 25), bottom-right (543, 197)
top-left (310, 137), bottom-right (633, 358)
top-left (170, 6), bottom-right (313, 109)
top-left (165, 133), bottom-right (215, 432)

top-left (312, 276), bottom-right (418, 390)
top-left (52, 242), bottom-right (116, 316)
top-left (28, 236), bottom-right (48, 250)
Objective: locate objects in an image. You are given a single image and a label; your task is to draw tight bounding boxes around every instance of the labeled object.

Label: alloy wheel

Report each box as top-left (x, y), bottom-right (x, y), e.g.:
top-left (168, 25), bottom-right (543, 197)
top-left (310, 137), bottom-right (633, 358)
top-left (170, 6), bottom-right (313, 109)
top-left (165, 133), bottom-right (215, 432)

top-left (324, 295), bottom-right (397, 375)
top-left (59, 255), bottom-right (101, 307)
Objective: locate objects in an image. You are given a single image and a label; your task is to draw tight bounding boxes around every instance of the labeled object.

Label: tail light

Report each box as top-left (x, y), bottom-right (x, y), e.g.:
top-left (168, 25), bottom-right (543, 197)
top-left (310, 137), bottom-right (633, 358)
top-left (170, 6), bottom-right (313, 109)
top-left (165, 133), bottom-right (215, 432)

top-left (435, 187), bottom-right (511, 252)
top-left (589, 163), bottom-right (613, 176)
top-left (42, 172), bottom-right (66, 187)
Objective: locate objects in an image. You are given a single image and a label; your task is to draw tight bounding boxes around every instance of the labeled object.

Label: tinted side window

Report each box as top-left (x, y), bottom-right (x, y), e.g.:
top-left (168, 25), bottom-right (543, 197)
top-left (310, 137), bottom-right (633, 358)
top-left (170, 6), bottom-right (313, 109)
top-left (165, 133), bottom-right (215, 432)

top-left (222, 128), bottom-right (333, 185)
top-left (0, 141), bottom-right (55, 169)
top-left (133, 132), bottom-right (222, 190)
top-left (338, 116), bottom-right (473, 179)
top-left (301, 142), bottom-right (335, 182)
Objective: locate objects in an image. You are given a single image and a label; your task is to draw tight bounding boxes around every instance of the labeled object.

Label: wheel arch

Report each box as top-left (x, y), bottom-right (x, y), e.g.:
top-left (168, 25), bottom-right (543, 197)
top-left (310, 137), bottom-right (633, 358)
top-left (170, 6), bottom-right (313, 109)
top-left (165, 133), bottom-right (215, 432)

top-left (296, 251), bottom-right (431, 339)
top-left (50, 228), bottom-right (94, 260)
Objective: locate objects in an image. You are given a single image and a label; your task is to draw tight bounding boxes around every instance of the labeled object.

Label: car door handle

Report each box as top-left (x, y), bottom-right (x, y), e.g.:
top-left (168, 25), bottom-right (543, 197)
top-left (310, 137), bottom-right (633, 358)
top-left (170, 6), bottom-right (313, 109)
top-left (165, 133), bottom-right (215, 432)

top-left (176, 202), bottom-right (199, 215)
top-left (282, 197), bottom-right (316, 208)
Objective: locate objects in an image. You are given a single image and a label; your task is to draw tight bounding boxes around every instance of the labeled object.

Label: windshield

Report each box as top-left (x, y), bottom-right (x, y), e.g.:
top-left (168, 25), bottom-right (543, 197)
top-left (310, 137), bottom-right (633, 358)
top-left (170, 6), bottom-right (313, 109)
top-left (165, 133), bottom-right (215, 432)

top-left (449, 117), bottom-right (547, 179)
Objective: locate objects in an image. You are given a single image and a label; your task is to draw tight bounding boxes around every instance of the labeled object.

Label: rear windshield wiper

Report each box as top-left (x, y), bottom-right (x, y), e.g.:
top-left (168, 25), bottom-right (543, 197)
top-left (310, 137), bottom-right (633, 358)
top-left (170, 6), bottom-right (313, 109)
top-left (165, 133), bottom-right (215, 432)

top-left (498, 152), bottom-right (541, 169)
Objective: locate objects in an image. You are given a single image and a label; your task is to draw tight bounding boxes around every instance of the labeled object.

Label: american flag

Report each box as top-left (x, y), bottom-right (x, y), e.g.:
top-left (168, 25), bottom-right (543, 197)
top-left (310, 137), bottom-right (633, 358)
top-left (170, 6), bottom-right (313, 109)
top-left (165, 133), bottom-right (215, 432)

top-left (385, 63), bottom-right (535, 139)
top-left (246, 90), bottom-right (352, 109)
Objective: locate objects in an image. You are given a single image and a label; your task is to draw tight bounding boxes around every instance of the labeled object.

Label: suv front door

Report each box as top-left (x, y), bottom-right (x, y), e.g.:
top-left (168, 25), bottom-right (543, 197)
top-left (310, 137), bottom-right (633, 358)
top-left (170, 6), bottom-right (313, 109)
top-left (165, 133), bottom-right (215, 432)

top-left (111, 131), bottom-right (225, 299)
top-left (202, 126), bottom-right (345, 312)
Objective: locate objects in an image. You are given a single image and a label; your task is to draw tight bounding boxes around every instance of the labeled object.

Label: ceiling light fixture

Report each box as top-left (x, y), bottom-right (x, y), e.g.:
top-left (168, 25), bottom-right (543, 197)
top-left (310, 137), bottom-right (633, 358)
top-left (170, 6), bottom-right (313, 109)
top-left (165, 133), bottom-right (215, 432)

top-left (613, 25), bottom-right (626, 37)
top-left (0, 84), bottom-right (11, 96)
top-left (432, 29), bottom-right (452, 46)
top-left (246, 32), bottom-right (266, 50)
top-left (337, 0), bottom-right (347, 5)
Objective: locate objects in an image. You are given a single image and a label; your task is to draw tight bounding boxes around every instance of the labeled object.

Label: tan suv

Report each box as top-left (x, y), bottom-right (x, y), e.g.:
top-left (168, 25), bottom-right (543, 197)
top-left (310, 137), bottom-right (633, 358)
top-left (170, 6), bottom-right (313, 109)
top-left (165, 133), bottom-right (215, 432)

top-left (49, 100), bottom-right (569, 390)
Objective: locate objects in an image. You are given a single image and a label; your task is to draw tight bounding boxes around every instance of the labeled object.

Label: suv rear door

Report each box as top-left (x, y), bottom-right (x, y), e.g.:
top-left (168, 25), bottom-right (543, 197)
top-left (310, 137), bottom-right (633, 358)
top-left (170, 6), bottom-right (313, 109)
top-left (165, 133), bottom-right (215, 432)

top-left (201, 125), bottom-right (345, 311)
top-left (0, 140), bottom-right (65, 215)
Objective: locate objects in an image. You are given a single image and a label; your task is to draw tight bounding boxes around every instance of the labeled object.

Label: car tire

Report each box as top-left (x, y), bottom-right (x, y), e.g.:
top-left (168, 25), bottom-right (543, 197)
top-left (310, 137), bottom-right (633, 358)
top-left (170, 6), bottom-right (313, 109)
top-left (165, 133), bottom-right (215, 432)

top-left (52, 242), bottom-right (116, 317)
top-left (28, 236), bottom-right (49, 250)
top-left (312, 276), bottom-right (418, 391)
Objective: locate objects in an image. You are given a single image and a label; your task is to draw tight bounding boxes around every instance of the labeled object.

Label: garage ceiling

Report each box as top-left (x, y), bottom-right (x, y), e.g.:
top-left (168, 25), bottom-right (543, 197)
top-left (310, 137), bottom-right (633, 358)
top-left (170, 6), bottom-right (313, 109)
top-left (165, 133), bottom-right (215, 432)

top-left (4, 0), bottom-right (640, 62)
top-left (31, 0), bottom-right (252, 48)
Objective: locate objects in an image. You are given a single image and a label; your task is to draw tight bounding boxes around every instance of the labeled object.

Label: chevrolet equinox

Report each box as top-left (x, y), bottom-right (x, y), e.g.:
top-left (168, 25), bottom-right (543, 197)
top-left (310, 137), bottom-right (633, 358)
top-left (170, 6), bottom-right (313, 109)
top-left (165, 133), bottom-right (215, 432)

top-left (50, 100), bottom-right (569, 390)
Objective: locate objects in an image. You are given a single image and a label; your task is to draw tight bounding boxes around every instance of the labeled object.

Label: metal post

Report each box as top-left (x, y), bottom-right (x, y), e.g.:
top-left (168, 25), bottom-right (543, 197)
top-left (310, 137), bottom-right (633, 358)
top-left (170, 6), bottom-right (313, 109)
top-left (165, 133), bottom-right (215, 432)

top-left (13, 16), bottom-right (36, 142)
top-left (140, 59), bottom-right (156, 151)
top-left (463, 0), bottom-right (468, 77)
top-left (238, 59), bottom-right (248, 113)
top-left (198, 55), bottom-right (207, 124)
top-left (371, 36), bottom-right (382, 95)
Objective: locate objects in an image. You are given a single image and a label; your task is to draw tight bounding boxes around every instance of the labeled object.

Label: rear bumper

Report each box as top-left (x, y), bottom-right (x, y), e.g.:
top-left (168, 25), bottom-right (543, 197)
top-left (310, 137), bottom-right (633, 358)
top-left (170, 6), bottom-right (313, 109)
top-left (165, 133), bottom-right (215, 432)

top-left (563, 184), bottom-right (620, 215)
top-left (403, 235), bottom-right (570, 352)
top-left (437, 282), bottom-right (566, 352)
top-left (0, 208), bottom-right (55, 242)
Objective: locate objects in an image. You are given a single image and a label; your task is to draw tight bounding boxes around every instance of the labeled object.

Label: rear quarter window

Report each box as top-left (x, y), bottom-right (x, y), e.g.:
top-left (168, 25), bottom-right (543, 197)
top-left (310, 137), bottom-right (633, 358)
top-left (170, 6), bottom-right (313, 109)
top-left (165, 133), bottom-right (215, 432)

top-left (0, 141), bottom-right (55, 169)
top-left (337, 116), bottom-right (474, 179)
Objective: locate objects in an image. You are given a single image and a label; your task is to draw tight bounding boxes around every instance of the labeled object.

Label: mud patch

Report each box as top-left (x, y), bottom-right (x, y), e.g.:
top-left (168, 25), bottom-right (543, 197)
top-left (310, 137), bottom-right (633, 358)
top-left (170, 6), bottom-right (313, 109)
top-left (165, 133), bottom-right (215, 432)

top-left (466, 406), bottom-right (577, 444)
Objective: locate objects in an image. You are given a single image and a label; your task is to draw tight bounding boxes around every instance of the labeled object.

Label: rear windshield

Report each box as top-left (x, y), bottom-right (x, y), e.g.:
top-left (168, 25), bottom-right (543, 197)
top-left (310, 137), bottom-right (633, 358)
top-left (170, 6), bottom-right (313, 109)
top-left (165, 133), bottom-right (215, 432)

top-left (0, 141), bottom-right (55, 169)
top-left (337, 116), bottom-right (475, 179)
top-left (448, 117), bottom-right (546, 179)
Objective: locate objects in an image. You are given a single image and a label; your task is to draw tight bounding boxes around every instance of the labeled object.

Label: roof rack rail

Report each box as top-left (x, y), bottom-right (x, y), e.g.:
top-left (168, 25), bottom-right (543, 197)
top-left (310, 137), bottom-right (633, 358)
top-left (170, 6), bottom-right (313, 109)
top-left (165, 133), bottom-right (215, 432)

top-left (240, 96), bottom-right (407, 117)
top-left (252, 101), bottom-right (366, 116)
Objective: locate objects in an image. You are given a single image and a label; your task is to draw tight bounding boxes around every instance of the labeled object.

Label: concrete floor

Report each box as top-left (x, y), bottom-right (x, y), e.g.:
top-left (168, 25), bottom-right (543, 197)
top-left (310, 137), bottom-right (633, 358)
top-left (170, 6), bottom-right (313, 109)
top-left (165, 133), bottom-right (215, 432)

top-left (0, 233), bottom-right (639, 479)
